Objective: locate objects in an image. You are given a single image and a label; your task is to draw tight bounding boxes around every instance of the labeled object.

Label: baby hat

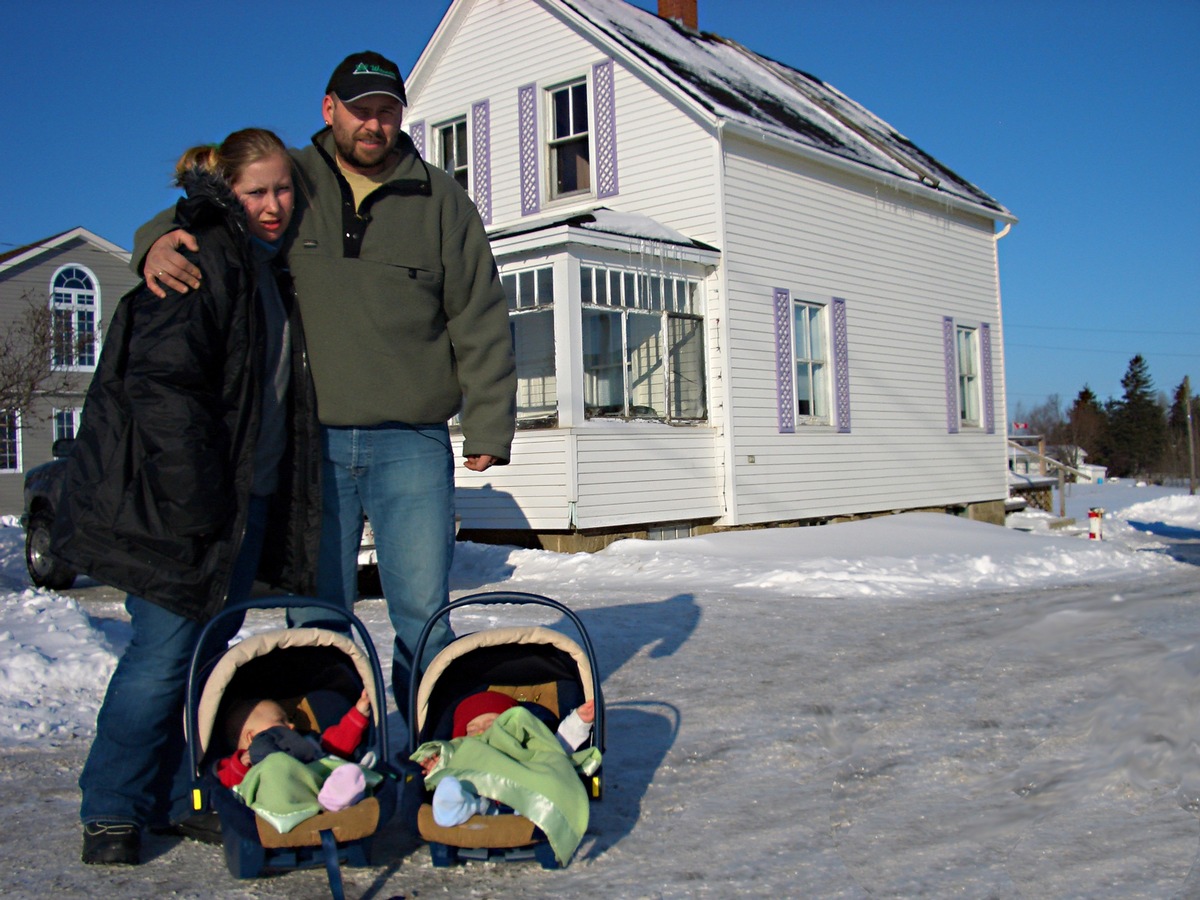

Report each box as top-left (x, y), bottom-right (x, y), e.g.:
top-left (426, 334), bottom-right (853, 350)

top-left (452, 691), bottom-right (518, 738)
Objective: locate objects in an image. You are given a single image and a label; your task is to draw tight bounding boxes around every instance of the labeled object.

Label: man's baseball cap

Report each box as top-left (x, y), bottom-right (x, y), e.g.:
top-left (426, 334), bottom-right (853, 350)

top-left (326, 51), bottom-right (407, 106)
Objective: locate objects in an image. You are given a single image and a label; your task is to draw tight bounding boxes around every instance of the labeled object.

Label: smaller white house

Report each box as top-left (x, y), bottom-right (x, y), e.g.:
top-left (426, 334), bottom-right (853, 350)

top-left (0, 227), bottom-right (134, 515)
top-left (405, 0), bottom-right (1017, 547)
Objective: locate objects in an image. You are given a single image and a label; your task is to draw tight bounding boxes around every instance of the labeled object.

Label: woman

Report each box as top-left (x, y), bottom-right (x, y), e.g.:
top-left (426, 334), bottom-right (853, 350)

top-left (50, 129), bottom-right (321, 866)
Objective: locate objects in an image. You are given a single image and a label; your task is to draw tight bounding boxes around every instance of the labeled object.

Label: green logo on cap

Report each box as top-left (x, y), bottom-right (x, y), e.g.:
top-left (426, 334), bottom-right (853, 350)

top-left (352, 62), bottom-right (398, 81)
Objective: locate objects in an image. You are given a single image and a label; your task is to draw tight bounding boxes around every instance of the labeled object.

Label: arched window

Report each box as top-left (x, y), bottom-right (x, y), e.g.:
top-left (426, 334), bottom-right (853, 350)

top-left (50, 265), bottom-right (99, 370)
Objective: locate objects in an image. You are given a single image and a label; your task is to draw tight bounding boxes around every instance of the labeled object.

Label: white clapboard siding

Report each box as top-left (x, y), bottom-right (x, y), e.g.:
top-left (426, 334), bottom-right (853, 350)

top-left (409, 0), bottom-right (721, 240)
top-left (452, 425), bottom-right (723, 530)
top-left (452, 431), bottom-right (572, 530)
top-left (572, 426), bottom-right (723, 528)
top-left (716, 135), bottom-right (1006, 524)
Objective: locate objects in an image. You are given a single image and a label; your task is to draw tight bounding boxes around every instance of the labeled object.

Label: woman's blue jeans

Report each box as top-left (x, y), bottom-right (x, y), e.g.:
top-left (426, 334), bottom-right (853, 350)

top-left (292, 423), bottom-right (456, 715)
top-left (78, 496), bottom-right (269, 827)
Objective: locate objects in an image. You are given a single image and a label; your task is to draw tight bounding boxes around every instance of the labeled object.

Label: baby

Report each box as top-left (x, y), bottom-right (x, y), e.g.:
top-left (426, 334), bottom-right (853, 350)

top-left (217, 690), bottom-right (372, 814)
top-left (419, 690), bottom-right (596, 827)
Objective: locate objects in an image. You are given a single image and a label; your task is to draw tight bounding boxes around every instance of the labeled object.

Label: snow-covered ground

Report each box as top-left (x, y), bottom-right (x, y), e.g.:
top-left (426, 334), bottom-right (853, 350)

top-left (1, 480), bottom-right (1197, 898)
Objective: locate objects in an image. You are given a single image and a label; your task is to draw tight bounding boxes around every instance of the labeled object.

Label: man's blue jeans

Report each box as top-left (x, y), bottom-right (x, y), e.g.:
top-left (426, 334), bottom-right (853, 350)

top-left (78, 496), bottom-right (269, 827)
top-left (295, 423), bottom-right (456, 715)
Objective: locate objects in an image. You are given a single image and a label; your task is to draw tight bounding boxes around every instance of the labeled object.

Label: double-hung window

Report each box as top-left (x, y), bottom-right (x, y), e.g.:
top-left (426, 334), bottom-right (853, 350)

top-left (956, 325), bottom-right (981, 427)
top-left (0, 410), bottom-right (19, 472)
top-left (502, 267), bottom-right (557, 426)
top-left (580, 265), bottom-right (705, 421)
top-left (51, 265), bottom-right (98, 370)
top-left (549, 80), bottom-right (590, 198)
top-left (793, 300), bottom-right (830, 422)
top-left (53, 407), bottom-right (82, 443)
top-left (437, 118), bottom-right (468, 191)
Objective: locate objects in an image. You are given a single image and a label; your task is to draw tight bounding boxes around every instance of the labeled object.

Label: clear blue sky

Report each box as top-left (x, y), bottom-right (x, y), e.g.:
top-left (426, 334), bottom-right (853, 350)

top-left (4, 0), bottom-right (1197, 415)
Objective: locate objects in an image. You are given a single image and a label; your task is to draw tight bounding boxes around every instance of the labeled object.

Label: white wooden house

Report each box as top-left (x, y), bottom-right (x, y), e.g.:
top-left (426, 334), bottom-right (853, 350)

top-left (0, 227), bottom-right (134, 514)
top-left (407, 0), bottom-right (1016, 546)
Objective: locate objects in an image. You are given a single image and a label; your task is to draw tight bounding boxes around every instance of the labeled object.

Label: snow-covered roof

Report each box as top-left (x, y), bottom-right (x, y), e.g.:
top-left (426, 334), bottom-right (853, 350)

top-left (489, 206), bottom-right (719, 252)
top-left (558, 0), bottom-right (1011, 217)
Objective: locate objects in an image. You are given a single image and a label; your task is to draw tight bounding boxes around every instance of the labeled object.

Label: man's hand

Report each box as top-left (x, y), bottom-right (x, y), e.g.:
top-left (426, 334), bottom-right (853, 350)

top-left (420, 753), bottom-right (440, 776)
top-left (464, 454), bottom-right (498, 472)
top-left (144, 229), bottom-right (202, 298)
top-left (576, 700), bottom-right (595, 724)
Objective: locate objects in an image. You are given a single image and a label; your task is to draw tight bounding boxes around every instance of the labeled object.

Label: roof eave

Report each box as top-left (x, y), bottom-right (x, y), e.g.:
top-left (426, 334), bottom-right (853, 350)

top-left (490, 221), bottom-right (722, 266)
top-left (0, 226), bottom-right (130, 276)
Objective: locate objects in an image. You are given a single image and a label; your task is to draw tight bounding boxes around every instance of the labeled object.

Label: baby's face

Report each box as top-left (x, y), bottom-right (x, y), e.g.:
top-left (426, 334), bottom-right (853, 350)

top-left (240, 700), bottom-right (291, 749)
top-left (465, 712), bottom-right (501, 737)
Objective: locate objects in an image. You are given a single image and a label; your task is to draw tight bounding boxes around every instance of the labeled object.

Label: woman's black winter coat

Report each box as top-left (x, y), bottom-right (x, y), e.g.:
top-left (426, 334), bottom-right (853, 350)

top-left (50, 170), bottom-right (321, 621)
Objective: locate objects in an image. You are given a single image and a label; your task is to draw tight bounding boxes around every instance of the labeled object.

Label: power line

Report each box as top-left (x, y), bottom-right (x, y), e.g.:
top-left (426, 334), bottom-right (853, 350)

top-left (1006, 324), bottom-right (1200, 338)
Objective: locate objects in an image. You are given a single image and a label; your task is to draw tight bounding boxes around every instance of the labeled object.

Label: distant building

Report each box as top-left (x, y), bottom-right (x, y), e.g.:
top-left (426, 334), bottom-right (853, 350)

top-left (408, 0), bottom-right (1016, 547)
top-left (0, 228), bottom-right (134, 514)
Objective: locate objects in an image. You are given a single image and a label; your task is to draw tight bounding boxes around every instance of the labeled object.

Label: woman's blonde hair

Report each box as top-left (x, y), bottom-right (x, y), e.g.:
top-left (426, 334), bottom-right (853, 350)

top-left (174, 127), bottom-right (288, 187)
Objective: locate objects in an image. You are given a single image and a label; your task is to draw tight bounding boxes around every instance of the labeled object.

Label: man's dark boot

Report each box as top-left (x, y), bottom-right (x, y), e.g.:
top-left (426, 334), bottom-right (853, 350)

top-left (81, 821), bottom-right (141, 865)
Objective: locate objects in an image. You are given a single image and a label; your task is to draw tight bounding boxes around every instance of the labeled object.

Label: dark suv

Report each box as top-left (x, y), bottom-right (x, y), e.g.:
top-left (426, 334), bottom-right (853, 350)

top-left (20, 438), bottom-right (76, 590)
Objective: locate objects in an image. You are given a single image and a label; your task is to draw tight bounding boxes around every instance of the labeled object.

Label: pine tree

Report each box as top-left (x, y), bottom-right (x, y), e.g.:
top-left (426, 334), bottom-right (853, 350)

top-left (1106, 355), bottom-right (1167, 478)
top-left (1065, 385), bottom-right (1108, 470)
top-left (1166, 378), bottom-right (1198, 477)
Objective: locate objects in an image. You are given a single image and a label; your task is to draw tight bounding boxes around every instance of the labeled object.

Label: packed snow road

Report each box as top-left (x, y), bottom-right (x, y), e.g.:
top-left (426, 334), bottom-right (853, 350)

top-left (1, 485), bottom-right (1197, 897)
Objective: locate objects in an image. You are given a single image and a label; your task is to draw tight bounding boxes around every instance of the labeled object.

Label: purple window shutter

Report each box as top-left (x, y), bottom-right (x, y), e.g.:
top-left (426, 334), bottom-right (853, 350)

top-left (518, 83), bottom-right (541, 216)
top-left (409, 120), bottom-right (426, 160)
top-left (980, 322), bottom-right (995, 434)
top-left (775, 289), bottom-right (795, 434)
top-left (832, 297), bottom-right (851, 433)
top-left (471, 100), bottom-right (493, 225)
top-left (943, 316), bottom-right (959, 434)
top-left (593, 59), bottom-right (619, 199)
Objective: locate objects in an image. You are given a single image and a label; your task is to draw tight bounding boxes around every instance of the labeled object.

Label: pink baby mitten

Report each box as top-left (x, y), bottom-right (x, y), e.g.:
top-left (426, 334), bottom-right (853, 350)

top-left (318, 763), bottom-right (367, 812)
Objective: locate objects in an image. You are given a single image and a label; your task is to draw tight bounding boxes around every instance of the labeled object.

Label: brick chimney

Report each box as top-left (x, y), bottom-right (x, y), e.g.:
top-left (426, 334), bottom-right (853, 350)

top-left (658, 0), bottom-right (698, 31)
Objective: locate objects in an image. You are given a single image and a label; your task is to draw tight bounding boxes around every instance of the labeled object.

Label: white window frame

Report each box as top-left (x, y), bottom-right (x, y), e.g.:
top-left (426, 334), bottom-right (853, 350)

top-left (792, 299), bottom-right (831, 425)
top-left (435, 116), bottom-right (469, 192)
top-left (50, 264), bottom-right (100, 372)
top-left (0, 409), bottom-right (21, 473)
top-left (956, 324), bottom-right (981, 427)
top-left (579, 263), bottom-right (705, 422)
top-left (502, 265), bottom-right (558, 427)
top-left (546, 78), bottom-right (591, 201)
top-left (52, 407), bottom-right (83, 443)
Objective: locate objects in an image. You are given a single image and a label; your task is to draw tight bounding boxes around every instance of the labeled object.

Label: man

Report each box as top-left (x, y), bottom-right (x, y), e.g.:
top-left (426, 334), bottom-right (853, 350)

top-left (140, 51), bottom-right (516, 715)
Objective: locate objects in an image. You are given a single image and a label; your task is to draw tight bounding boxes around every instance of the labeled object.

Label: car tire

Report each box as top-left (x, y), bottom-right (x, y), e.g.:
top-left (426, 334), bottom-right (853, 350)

top-left (25, 509), bottom-right (76, 591)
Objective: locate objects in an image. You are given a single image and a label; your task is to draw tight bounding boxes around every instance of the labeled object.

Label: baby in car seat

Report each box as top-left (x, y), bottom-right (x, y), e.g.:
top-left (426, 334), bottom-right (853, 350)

top-left (411, 690), bottom-right (600, 864)
top-left (218, 690), bottom-right (372, 819)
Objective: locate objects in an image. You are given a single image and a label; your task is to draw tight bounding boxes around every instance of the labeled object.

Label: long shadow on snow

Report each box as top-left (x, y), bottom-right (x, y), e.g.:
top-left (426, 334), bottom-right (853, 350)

top-left (551, 593), bottom-right (700, 856)
top-left (1126, 520), bottom-right (1200, 541)
top-left (1126, 520), bottom-right (1200, 567)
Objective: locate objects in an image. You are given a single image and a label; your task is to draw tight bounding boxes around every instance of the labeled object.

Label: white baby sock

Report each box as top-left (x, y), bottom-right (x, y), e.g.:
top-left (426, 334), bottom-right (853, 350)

top-left (431, 775), bottom-right (494, 827)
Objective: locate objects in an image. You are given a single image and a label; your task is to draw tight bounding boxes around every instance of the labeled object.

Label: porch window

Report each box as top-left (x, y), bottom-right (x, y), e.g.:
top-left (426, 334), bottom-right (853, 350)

top-left (548, 80), bottom-right (589, 198)
top-left (502, 266), bottom-right (557, 426)
top-left (793, 300), bottom-right (829, 422)
top-left (51, 265), bottom-right (98, 370)
top-left (436, 118), bottom-right (469, 191)
top-left (580, 264), bottom-right (705, 421)
top-left (0, 410), bottom-right (19, 472)
top-left (956, 325), bottom-right (981, 427)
